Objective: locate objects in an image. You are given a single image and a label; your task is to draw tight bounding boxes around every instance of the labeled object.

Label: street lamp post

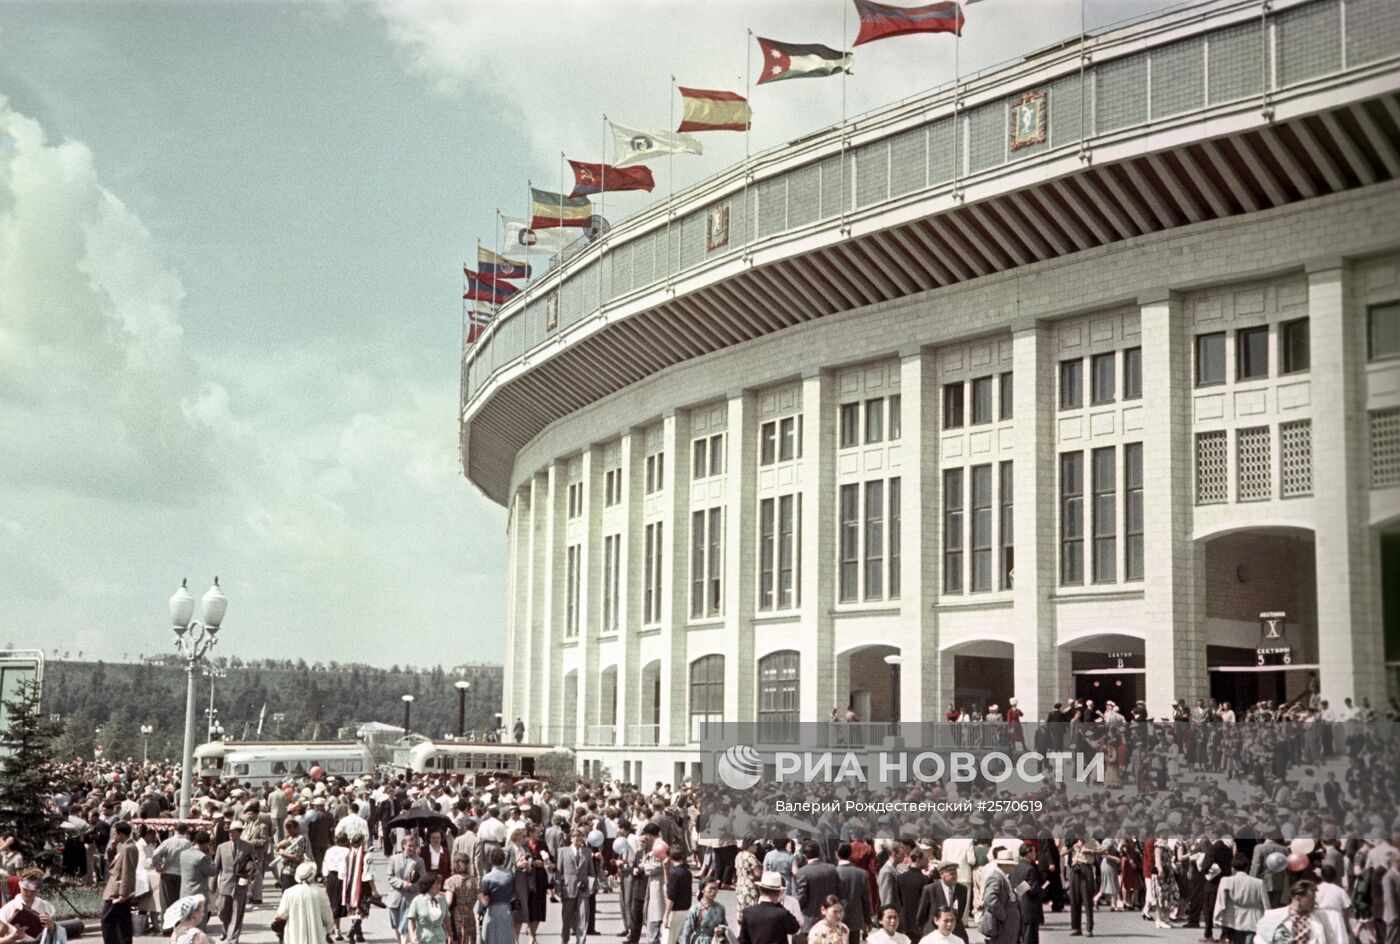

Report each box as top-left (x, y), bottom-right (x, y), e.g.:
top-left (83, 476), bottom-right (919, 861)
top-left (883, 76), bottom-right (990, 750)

top-left (454, 680), bottom-right (471, 738)
top-left (402, 694), bottom-right (414, 734)
top-left (169, 577), bottom-right (228, 819)
top-left (272, 712), bottom-right (285, 737)
top-left (883, 654), bottom-right (903, 726)
top-left (203, 667), bottom-right (227, 741)
top-left (140, 724), bottom-right (154, 765)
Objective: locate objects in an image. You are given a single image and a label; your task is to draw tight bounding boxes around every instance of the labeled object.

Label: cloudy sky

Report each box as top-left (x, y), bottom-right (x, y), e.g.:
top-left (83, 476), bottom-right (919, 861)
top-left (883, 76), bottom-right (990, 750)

top-left (0, 0), bottom-right (1179, 668)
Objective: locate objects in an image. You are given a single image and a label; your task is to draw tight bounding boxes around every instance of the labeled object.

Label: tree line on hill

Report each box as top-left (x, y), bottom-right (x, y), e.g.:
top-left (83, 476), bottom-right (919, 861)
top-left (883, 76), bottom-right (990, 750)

top-left (38, 658), bottom-right (503, 762)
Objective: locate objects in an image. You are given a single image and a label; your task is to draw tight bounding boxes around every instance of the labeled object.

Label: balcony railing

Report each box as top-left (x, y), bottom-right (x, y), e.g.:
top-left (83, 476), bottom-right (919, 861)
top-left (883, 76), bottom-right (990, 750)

top-left (627, 724), bottom-right (660, 746)
top-left (584, 724), bottom-right (617, 747)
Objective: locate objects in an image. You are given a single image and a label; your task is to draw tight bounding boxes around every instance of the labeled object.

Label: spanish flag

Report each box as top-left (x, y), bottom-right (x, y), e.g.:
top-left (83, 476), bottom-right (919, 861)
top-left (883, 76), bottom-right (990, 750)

top-left (677, 87), bottom-right (752, 133)
top-left (530, 188), bottom-right (593, 229)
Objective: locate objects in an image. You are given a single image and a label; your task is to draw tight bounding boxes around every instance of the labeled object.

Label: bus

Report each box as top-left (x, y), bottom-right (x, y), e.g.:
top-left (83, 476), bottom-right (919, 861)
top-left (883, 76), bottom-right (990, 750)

top-left (391, 740), bottom-right (571, 784)
top-left (194, 740), bottom-right (373, 785)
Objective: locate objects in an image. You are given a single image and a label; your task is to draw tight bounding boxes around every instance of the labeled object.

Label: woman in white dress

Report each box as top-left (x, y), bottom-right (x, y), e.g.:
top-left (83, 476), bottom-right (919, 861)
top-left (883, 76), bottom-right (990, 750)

top-left (1314, 865), bottom-right (1353, 944)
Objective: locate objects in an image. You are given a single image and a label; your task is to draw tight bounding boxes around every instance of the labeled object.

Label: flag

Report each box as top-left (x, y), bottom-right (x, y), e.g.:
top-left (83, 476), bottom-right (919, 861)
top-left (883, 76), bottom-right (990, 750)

top-left (467, 309), bottom-right (495, 344)
top-left (853, 0), bottom-right (964, 45)
top-left (502, 215), bottom-right (580, 254)
top-left (756, 37), bottom-right (853, 84)
top-left (478, 246), bottom-right (531, 281)
top-left (609, 122), bottom-right (704, 167)
top-left (256, 702), bottom-right (266, 736)
top-left (530, 187), bottom-right (592, 229)
top-left (568, 160), bottom-right (655, 198)
top-left (678, 87), bottom-right (752, 132)
top-left (464, 268), bottom-right (519, 304)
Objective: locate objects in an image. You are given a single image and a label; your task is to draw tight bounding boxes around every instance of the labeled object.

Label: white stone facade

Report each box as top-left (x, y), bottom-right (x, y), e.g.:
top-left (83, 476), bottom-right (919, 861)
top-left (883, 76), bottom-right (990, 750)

top-left (489, 183), bottom-right (1400, 786)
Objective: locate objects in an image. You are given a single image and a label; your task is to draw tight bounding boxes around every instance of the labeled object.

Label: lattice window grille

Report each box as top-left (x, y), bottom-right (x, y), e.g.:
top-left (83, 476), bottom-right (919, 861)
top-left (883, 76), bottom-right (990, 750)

top-left (1372, 408), bottom-right (1400, 488)
top-left (1276, 0), bottom-right (1340, 88)
top-left (1279, 419), bottom-right (1312, 497)
top-left (1207, 20), bottom-right (1264, 104)
top-left (1196, 430), bottom-right (1229, 504)
top-left (1237, 425), bottom-right (1272, 501)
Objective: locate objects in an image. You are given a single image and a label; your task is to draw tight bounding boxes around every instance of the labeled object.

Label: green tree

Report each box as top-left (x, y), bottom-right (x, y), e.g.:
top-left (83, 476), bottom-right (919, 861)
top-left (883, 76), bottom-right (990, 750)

top-left (0, 679), bottom-right (61, 865)
top-left (52, 713), bottom-right (96, 761)
top-left (100, 714), bottom-right (139, 761)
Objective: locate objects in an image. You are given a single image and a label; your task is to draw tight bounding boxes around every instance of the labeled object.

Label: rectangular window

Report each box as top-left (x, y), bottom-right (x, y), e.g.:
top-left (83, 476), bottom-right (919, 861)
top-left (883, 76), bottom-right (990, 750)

top-left (943, 383), bottom-right (965, 429)
top-left (1196, 332), bottom-right (1226, 385)
top-left (604, 469), bottom-right (622, 507)
top-left (1060, 452), bottom-right (1084, 585)
top-left (643, 522), bottom-right (662, 623)
top-left (760, 422), bottom-right (777, 465)
top-left (1091, 446), bottom-right (1117, 584)
top-left (602, 534), bottom-right (620, 632)
top-left (692, 439), bottom-right (708, 480)
top-left (839, 403), bottom-right (860, 448)
top-left (779, 416), bottom-right (799, 461)
top-left (971, 464), bottom-right (993, 592)
top-left (999, 461), bottom-right (1014, 591)
top-left (1122, 347), bottom-right (1142, 400)
top-left (1237, 325), bottom-right (1270, 380)
top-left (887, 479), bottom-right (901, 599)
top-left (864, 480), bottom-right (884, 600)
top-left (778, 494), bottom-right (799, 609)
top-left (708, 507), bottom-right (723, 616)
top-left (943, 468), bottom-right (964, 594)
top-left (1124, 443), bottom-right (1144, 581)
top-left (709, 434), bottom-right (724, 476)
top-left (567, 482), bottom-right (583, 519)
top-left (690, 511), bottom-right (705, 619)
top-left (839, 484), bottom-right (859, 602)
top-left (565, 544), bottom-right (581, 637)
top-left (1091, 352), bottom-right (1116, 404)
top-left (645, 453), bottom-right (665, 494)
top-left (865, 398), bottom-right (884, 444)
top-left (999, 372), bottom-right (1014, 420)
top-left (1281, 318), bottom-right (1310, 374)
top-left (758, 498), bottom-right (775, 611)
top-left (971, 376), bottom-right (994, 425)
top-left (1059, 359), bottom-right (1083, 410)
top-left (888, 395), bottom-right (902, 441)
top-left (1370, 302), bottom-right (1400, 360)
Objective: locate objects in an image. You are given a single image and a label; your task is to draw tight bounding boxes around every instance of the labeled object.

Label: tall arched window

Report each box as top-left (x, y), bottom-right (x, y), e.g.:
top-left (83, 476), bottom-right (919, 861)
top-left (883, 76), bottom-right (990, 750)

top-left (758, 650), bottom-right (800, 743)
top-left (689, 655), bottom-right (724, 742)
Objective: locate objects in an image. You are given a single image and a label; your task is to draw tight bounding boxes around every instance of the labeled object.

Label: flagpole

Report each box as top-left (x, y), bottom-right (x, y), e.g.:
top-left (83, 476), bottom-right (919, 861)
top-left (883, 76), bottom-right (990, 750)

top-left (840, 0), bottom-right (849, 232)
top-left (953, 1), bottom-right (962, 200)
top-left (1079, 0), bottom-right (1089, 160)
top-left (744, 30), bottom-right (752, 261)
top-left (668, 74), bottom-right (675, 289)
top-left (601, 113), bottom-right (608, 313)
top-left (524, 178), bottom-right (533, 310)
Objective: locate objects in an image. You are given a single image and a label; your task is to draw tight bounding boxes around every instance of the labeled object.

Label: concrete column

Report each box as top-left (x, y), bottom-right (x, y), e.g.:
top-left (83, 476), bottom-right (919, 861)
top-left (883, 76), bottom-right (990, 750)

top-left (1011, 323), bottom-right (1057, 719)
top-left (662, 411), bottom-right (693, 746)
top-left (543, 463), bottom-right (566, 740)
top-left (618, 430), bottom-right (643, 744)
top-left (1139, 291), bottom-right (1206, 716)
top-left (576, 449), bottom-right (599, 746)
top-left (501, 492), bottom-right (520, 732)
top-left (800, 370), bottom-right (837, 723)
top-left (899, 348), bottom-right (940, 728)
top-left (1308, 260), bottom-right (1388, 705)
top-left (526, 476), bottom-right (546, 741)
top-left (724, 391), bottom-right (758, 733)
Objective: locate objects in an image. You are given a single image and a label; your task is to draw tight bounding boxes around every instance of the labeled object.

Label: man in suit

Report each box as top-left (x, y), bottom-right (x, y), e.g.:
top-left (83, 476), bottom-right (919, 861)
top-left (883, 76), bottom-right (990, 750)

top-left (978, 851), bottom-right (1020, 944)
top-left (177, 831), bottom-right (218, 928)
top-left (836, 843), bottom-right (873, 939)
top-left (877, 844), bottom-right (904, 913)
top-left (1248, 836), bottom-right (1289, 908)
top-left (302, 797), bottom-right (335, 870)
top-left (213, 822), bottom-right (256, 944)
top-left (1034, 824), bottom-right (1063, 913)
top-left (267, 785), bottom-right (289, 843)
top-left (1008, 844), bottom-right (1043, 944)
top-left (895, 850), bottom-right (929, 938)
top-left (1065, 839), bottom-right (1095, 939)
top-left (558, 830), bottom-right (596, 944)
top-left (101, 821), bottom-right (138, 944)
top-left (796, 840), bottom-right (841, 933)
top-left (1200, 833), bottom-right (1234, 942)
top-left (385, 834), bottom-right (426, 944)
top-left (150, 823), bottom-right (192, 915)
top-left (916, 863), bottom-right (968, 941)
top-left (622, 826), bottom-right (656, 944)
top-left (1213, 853), bottom-right (1270, 944)
top-left (738, 872), bottom-right (800, 944)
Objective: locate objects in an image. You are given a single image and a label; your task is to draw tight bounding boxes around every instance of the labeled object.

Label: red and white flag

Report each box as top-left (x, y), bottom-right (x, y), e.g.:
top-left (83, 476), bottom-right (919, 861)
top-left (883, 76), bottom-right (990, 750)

top-left (756, 38), bottom-right (853, 84)
top-left (677, 87), bottom-right (752, 132)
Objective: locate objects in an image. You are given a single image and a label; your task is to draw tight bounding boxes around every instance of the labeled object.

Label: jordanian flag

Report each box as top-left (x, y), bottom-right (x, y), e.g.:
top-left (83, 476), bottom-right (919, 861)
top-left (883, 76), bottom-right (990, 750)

top-left (756, 37), bottom-right (853, 84)
top-left (463, 268), bottom-right (519, 304)
top-left (467, 309), bottom-right (495, 345)
top-left (530, 188), bottom-right (592, 229)
top-left (478, 246), bottom-right (531, 281)
top-left (678, 87), bottom-right (752, 133)
top-left (853, 0), bottom-right (964, 45)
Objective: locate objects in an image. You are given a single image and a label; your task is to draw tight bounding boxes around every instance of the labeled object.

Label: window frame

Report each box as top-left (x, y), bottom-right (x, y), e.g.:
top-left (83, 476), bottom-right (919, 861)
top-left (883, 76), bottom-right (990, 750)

top-left (1281, 318), bottom-right (1310, 375)
top-left (1122, 347), bottom-right (1142, 400)
top-left (1236, 325), bottom-right (1270, 381)
top-left (839, 402), bottom-right (860, 448)
top-left (943, 468), bottom-right (964, 594)
top-left (970, 376), bottom-right (994, 426)
top-left (1091, 446), bottom-right (1117, 584)
top-left (1059, 359), bottom-right (1084, 410)
top-left (1060, 451), bottom-right (1084, 586)
top-left (943, 382), bottom-right (965, 430)
top-left (1195, 332), bottom-right (1226, 386)
top-left (1369, 302), bottom-right (1400, 361)
top-left (1091, 352), bottom-right (1116, 405)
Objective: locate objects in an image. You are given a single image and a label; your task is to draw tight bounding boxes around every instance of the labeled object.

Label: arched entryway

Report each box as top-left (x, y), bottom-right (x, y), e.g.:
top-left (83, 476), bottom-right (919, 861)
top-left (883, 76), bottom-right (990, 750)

top-left (1060, 632), bottom-right (1145, 710)
top-left (940, 639), bottom-right (1015, 717)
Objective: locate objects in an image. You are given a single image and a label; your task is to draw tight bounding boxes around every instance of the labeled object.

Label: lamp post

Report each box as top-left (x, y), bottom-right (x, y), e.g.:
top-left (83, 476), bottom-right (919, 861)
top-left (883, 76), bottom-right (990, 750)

top-left (454, 680), bottom-right (471, 738)
top-left (203, 667), bottom-right (227, 741)
top-left (272, 712), bottom-right (285, 737)
top-left (140, 724), bottom-right (154, 765)
top-left (169, 577), bottom-right (228, 818)
top-left (883, 654), bottom-right (903, 726)
top-left (402, 694), bottom-right (414, 734)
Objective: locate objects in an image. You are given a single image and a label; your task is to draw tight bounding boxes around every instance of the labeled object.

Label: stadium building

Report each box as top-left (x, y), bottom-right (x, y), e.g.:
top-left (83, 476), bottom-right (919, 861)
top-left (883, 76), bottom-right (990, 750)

top-left (461, 0), bottom-right (1400, 785)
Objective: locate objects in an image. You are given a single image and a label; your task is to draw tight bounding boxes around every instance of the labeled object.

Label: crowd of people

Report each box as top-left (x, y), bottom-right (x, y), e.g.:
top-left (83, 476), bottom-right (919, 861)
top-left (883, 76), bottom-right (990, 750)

top-left (0, 692), bottom-right (1397, 944)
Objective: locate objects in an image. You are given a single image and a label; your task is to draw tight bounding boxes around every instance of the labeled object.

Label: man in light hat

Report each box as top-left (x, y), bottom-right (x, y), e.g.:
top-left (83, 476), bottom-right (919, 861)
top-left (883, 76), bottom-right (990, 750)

top-left (915, 863), bottom-right (967, 941)
top-left (213, 822), bottom-right (255, 943)
top-left (738, 872), bottom-right (799, 944)
top-left (977, 849), bottom-right (1019, 944)
top-left (303, 797), bottom-right (334, 871)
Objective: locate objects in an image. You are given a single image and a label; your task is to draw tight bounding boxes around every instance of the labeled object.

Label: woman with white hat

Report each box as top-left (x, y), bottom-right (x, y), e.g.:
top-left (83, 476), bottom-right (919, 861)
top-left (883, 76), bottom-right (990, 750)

top-left (276, 863), bottom-right (334, 944)
top-left (163, 895), bottom-right (211, 944)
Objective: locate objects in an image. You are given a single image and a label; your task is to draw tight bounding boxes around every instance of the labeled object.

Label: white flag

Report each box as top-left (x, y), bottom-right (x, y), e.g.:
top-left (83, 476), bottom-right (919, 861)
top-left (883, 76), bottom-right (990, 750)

top-left (610, 121), bottom-right (704, 167)
top-left (502, 216), bottom-right (579, 255)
